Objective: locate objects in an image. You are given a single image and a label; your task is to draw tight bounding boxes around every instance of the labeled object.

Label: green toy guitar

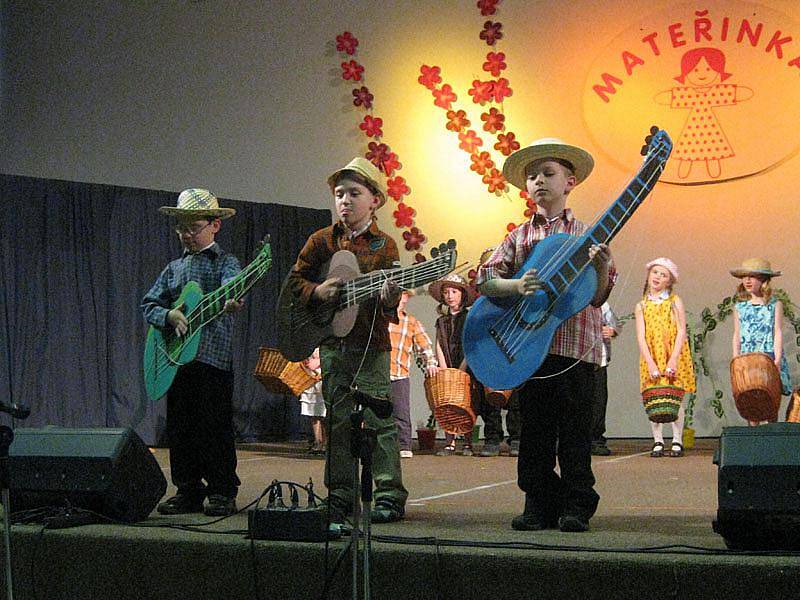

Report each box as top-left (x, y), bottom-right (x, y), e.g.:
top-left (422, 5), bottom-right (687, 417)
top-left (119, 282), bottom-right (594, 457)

top-left (143, 239), bottom-right (272, 401)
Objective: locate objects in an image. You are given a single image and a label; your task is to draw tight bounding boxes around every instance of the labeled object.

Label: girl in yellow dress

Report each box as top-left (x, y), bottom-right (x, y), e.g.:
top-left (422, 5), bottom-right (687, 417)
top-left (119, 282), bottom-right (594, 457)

top-left (634, 258), bottom-right (696, 458)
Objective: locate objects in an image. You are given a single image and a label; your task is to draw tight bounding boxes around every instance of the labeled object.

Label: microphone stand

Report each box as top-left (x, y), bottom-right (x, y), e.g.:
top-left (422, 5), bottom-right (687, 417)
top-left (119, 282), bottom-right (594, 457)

top-left (348, 400), bottom-right (377, 600)
top-left (0, 425), bottom-right (16, 600)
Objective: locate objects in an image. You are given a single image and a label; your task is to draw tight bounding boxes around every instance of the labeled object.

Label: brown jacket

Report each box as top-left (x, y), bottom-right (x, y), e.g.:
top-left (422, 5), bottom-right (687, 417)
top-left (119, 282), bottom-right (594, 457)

top-left (287, 220), bottom-right (400, 351)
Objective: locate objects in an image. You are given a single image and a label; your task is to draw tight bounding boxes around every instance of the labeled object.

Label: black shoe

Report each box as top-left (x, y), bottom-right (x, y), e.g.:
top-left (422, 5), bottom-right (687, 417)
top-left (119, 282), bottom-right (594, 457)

top-left (511, 512), bottom-right (559, 531)
top-left (321, 497), bottom-right (351, 524)
top-left (371, 499), bottom-right (405, 523)
top-left (591, 444), bottom-right (612, 456)
top-left (157, 494), bottom-right (205, 515)
top-left (479, 443), bottom-right (501, 457)
top-left (203, 494), bottom-right (237, 517)
top-left (558, 514), bottom-right (590, 532)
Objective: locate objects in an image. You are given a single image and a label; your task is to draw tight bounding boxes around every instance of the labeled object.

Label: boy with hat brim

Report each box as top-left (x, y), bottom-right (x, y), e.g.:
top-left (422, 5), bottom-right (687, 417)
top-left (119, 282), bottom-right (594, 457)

top-left (142, 188), bottom-right (244, 517)
top-left (475, 138), bottom-right (616, 532)
top-left (730, 258), bottom-right (791, 425)
top-left (285, 157), bottom-right (407, 523)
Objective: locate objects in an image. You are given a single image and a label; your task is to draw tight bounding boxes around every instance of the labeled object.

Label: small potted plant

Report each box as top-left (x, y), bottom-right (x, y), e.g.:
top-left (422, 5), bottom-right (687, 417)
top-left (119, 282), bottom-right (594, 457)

top-left (415, 415), bottom-right (437, 452)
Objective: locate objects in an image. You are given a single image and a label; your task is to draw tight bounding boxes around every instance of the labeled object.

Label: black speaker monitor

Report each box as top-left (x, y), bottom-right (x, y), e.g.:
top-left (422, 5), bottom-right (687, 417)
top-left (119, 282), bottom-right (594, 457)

top-left (8, 427), bottom-right (167, 523)
top-left (713, 422), bottom-right (800, 550)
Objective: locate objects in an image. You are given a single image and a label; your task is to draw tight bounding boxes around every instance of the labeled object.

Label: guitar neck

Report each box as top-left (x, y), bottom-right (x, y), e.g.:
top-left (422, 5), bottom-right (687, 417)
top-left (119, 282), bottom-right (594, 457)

top-left (186, 253), bottom-right (272, 336)
top-left (339, 253), bottom-right (454, 309)
top-left (544, 155), bottom-right (666, 295)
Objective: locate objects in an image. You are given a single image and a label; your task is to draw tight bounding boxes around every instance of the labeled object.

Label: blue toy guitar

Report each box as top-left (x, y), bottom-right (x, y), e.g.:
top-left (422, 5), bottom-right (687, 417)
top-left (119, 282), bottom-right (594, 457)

top-left (463, 128), bottom-right (672, 390)
top-left (143, 238), bottom-right (272, 401)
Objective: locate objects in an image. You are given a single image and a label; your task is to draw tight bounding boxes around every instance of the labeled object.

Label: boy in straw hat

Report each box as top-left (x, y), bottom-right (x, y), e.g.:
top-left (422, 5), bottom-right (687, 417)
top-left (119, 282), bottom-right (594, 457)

top-left (142, 188), bottom-right (243, 517)
top-left (475, 138), bottom-right (616, 532)
top-left (286, 157), bottom-right (407, 523)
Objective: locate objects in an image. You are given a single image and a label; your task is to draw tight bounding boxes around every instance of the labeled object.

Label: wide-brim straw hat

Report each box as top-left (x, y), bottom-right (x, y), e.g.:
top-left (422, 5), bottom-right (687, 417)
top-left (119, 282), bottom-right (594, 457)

top-left (502, 138), bottom-right (594, 190)
top-left (159, 188), bottom-right (236, 219)
top-left (730, 258), bottom-right (782, 278)
top-left (645, 257), bottom-right (679, 282)
top-left (428, 273), bottom-right (478, 306)
top-left (327, 157), bottom-right (388, 209)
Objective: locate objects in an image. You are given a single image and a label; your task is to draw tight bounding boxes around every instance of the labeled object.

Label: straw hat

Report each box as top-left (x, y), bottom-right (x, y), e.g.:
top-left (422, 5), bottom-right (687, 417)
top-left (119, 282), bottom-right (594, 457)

top-left (502, 138), bottom-right (594, 191)
top-left (730, 258), bottom-right (782, 278)
top-left (645, 257), bottom-right (679, 281)
top-left (159, 188), bottom-right (236, 219)
top-left (327, 157), bottom-right (388, 208)
top-left (428, 273), bottom-right (478, 306)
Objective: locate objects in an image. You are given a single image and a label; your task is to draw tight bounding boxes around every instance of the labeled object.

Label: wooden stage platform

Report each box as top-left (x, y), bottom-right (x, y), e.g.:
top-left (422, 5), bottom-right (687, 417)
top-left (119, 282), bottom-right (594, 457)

top-left (5, 438), bottom-right (800, 599)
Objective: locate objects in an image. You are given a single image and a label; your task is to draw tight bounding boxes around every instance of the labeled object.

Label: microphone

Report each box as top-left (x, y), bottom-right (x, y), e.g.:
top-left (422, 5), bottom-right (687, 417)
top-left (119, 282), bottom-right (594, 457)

top-left (0, 401), bottom-right (31, 420)
top-left (336, 386), bottom-right (393, 419)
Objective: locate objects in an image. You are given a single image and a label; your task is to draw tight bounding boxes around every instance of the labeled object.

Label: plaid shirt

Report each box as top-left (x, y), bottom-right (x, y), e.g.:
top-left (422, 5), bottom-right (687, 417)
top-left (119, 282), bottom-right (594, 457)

top-left (142, 243), bottom-right (241, 371)
top-left (389, 311), bottom-right (437, 380)
top-left (475, 209), bottom-right (616, 366)
top-left (287, 219), bottom-right (399, 351)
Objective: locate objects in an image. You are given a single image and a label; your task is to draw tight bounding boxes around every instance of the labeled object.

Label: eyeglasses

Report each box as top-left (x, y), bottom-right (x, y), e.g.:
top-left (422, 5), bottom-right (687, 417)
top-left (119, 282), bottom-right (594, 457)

top-left (174, 221), bottom-right (212, 236)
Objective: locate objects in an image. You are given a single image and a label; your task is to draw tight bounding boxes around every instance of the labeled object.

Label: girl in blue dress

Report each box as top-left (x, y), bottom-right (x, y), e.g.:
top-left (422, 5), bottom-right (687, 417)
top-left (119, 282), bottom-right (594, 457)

top-left (731, 258), bottom-right (791, 425)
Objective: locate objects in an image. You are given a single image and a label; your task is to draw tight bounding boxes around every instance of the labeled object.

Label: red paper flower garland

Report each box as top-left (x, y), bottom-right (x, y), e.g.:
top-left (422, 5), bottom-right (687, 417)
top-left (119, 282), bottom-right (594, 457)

top-left (334, 31), bottom-right (427, 255)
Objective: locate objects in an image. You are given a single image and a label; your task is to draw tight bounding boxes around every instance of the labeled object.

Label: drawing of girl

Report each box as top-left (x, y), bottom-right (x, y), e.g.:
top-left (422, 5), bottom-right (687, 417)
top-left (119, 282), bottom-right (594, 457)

top-left (654, 47), bottom-right (753, 179)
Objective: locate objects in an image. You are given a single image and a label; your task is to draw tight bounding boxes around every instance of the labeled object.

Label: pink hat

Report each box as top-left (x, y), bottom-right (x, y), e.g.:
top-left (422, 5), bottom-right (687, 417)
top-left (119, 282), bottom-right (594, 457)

top-left (645, 257), bottom-right (679, 281)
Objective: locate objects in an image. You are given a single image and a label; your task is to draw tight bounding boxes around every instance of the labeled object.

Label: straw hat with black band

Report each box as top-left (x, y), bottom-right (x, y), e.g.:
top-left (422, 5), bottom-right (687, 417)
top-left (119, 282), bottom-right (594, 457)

top-left (159, 188), bottom-right (236, 220)
top-left (502, 138), bottom-right (595, 191)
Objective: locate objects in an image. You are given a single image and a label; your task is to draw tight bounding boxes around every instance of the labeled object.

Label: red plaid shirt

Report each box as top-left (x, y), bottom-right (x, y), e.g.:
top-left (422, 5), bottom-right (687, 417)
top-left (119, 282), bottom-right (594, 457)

top-left (389, 311), bottom-right (436, 379)
top-left (475, 209), bottom-right (616, 365)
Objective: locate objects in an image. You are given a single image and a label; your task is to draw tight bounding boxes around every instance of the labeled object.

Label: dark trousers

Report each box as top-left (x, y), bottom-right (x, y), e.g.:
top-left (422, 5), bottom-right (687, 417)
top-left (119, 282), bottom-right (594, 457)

top-left (517, 355), bottom-right (599, 521)
top-left (505, 391), bottom-right (521, 442)
top-left (591, 365), bottom-right (609, 444)
top-left (166, 361), bottom-right (240, 498)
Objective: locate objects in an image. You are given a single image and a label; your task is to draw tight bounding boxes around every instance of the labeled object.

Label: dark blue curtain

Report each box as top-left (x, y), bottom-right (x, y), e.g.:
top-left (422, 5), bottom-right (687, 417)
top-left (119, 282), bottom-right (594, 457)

top-left (0, 174), bottom-right (330, 445)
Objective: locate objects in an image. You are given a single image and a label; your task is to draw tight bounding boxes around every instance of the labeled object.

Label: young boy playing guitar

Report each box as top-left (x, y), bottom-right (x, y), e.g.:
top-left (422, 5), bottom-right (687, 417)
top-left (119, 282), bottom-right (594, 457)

top-left (285, 157), bottom-right (407, 523)
top-left (475, 139), bottom-right (615, 532)
top-left (142, 189), bottom-right (244, 517)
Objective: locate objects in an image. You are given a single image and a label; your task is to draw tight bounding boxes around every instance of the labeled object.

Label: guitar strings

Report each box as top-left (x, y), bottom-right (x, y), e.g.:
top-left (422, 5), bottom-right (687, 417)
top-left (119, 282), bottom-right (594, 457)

top-left (487, 142), bottom-right (668, 364)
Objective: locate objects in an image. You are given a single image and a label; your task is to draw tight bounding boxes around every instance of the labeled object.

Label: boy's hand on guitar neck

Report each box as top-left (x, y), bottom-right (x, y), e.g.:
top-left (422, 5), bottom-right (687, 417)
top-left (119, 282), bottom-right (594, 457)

top-left (313, 277), bottom-right (345, 303)
top-left (167, 308), bottom-right (188, 337)
top-left (380, 278), bottom-right (401, 308)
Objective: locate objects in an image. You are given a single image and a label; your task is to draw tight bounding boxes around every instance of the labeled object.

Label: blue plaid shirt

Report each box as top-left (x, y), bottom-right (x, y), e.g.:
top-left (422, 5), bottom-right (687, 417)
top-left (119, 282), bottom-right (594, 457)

top-left (142, 243), bottom-right (241, 371)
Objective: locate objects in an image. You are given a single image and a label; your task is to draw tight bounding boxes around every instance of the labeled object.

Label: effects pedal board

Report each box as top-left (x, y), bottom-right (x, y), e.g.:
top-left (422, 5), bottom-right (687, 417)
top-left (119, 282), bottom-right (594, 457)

top-left (247, 479), bottom-right (337, 542)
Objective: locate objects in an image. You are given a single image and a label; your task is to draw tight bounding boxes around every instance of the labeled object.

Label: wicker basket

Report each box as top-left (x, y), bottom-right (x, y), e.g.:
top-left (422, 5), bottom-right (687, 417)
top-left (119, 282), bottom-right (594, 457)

top-left (642, 385), bottom-right (684, 423)
top-left (483, 386), bottom-right (512, 408)
top-left (424, 368), bottom-right (475, 434)
top-left (730, 352), bottom-right (781, 422)
top-left (253, 347), bottom-right (319, 396)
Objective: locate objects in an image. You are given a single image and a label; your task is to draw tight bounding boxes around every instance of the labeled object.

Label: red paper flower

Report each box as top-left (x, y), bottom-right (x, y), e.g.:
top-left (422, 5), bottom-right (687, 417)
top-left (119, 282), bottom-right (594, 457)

top-left (352, 86), bottom-right (374, 109)
top-left (446, 109), bottom-right (470, 132)
top-left (381, 152), bottom-right (401, 176)
top-left (480, 21), bottom-right (503, 45)
top-left (432, 84), bottom-right (457, 110)
top-left (481, 107), bottom-right (505, 133)
top-left (359, 115), bottom-right (383, 138)
top-left (468, 79), bottom-right (494, 105)
top-left (483, 168), bottom-right (507, 193)
top-left (366, 141), bottom-right (390, 167)
top-left (483, 52), bottom-right (507, 77)
top-left (402, 227), bottom-right (426, 251)
top-left (492, 77), bottom-right (513, 103)
top-left (458, 130), bottom-right (483, 153)
top-left (470, 151), bottom-right (495, 175)
top-left (506, 222), bottom-right (517, 232)
top-left (477, 0), bottom-right (500, 16)
top-left (387, 176), bottom-right (410, 201)
top-left (494, 132), bottom-right (520, 156)
top-left (523, 194), bottom-right (537, 218)
top-left (336, 32), bottom-right (359, 55)
top-left (393, 203), bottom-right (415, 228)
top-left (418, 65), bottom-right (443, 90)
top-left (341, 60), bottom-right (365, 82)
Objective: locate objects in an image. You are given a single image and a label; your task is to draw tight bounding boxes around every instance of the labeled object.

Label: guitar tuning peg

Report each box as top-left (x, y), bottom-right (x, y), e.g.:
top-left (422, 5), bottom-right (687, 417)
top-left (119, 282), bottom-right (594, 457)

top-left (650, 125), bottom-right (659, 135)
top-left (438, 243), bottom-right (447, 254)
top-left (430, 247), bottom-right (440, 258)
top-left (640, 144), bottom-right (648, 156)
top-left (447, 239), bottom-right (457, 249)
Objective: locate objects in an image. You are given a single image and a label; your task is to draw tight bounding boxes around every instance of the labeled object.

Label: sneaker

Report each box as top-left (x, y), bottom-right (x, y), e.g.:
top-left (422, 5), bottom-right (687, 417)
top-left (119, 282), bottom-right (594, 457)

top-left (461, 445), bottom-right (474, 457)
top-left (321, 497), bottom-right (350, 523)
top-left (436, 444), bottom-right (456, 456)
top-left (400, 450), bottom-right (414, 458)
top-left (203, 494), bottom-right (237, 517)
top-left (371, 499), bottom-right (405, 523)
top-left (591, 444), bottom-right (612, 456)
top-left (511, 512), bottom-right (559, 531)
top-left (479, 443), bottom-right (501, 457)
top-left (558, 514), bottom-right (590, 532)
top-left (509, 440), bottom-right (520, 457)
top-left (157, 494), bottom-right (204, 515)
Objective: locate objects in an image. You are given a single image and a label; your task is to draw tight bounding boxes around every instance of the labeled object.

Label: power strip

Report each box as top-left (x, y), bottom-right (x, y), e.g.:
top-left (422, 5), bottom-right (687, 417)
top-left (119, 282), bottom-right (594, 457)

top-left (248, 506), bottom-right (336, 542)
